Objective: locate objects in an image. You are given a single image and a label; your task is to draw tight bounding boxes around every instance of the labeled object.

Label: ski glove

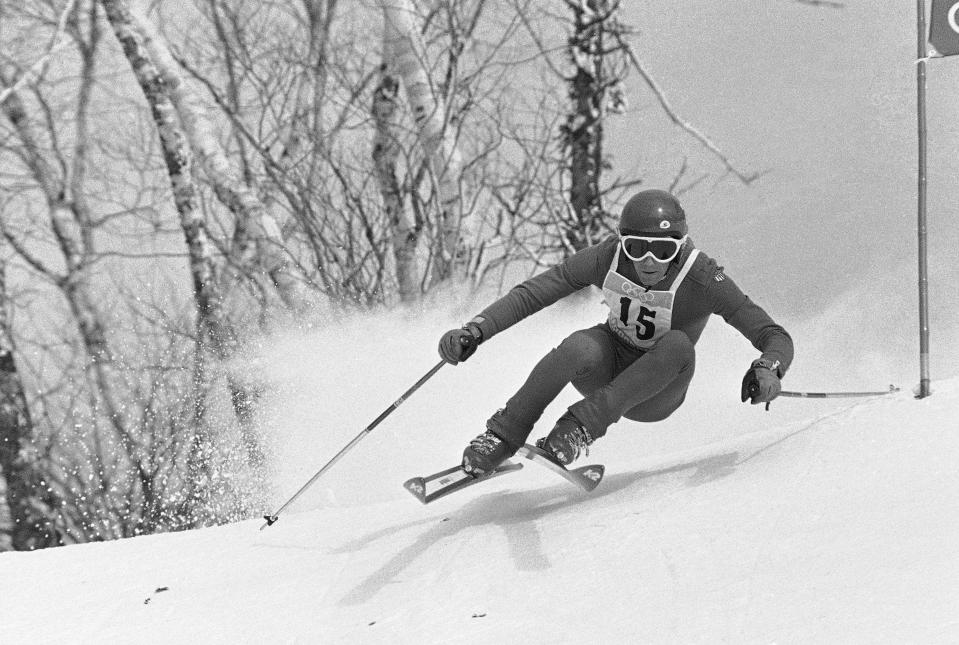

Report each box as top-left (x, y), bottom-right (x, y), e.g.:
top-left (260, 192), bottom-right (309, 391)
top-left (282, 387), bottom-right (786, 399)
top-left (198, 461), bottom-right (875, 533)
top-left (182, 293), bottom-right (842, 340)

top-left (438, 323), bottom-right (483, 365)
top-left (741, 358), bottom-right (782, 406)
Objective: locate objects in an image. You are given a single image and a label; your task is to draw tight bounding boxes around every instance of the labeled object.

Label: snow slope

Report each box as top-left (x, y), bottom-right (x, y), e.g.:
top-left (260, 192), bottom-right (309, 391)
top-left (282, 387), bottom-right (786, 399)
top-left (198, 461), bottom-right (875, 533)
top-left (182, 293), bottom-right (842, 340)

top-left (3, 295), bottom-right (959, 644)
top-left (3, 379), bottom-right (958, 643)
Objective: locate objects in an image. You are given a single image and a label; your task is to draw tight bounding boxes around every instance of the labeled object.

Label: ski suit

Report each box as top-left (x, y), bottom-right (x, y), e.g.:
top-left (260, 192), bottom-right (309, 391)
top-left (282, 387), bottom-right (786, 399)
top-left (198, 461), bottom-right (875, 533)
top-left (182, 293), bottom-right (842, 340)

top-left (468, 236), bottom-right (794, 450)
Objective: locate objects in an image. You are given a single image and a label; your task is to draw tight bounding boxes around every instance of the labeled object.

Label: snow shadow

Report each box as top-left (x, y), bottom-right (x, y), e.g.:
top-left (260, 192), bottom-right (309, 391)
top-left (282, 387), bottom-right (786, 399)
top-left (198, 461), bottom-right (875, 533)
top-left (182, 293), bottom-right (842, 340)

top-left (334, 416), bottom-right (830, 606)
top-left (335, 487), bottom-right (585, 606)
top-left (336, 451), bottom-right (745, 607)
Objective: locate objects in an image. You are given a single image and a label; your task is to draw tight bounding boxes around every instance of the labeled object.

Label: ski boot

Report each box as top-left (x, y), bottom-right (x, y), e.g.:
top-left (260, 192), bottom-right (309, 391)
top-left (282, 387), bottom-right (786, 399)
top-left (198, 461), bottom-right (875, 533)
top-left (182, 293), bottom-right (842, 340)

top-left (462, 429), bottom-right (516, 477)
top-left (537, 411), bottom-right (594, 466)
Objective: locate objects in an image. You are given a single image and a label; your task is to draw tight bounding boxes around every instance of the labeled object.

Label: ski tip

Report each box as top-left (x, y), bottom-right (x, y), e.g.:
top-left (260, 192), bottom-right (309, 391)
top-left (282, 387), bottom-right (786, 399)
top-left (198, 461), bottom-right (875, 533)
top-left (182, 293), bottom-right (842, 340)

top-left (572, 464), bottom-right (605, 492)
top-left (403, 477), bottom-right (428, 504)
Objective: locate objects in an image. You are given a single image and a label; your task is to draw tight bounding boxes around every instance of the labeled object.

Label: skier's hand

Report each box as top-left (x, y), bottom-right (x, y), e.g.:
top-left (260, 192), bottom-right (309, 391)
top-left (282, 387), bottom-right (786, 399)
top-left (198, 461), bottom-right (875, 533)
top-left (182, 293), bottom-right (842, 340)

top-left (740, 359), bottom-right (782, 406)
top-left (438, 323), bottom-right (483, 365)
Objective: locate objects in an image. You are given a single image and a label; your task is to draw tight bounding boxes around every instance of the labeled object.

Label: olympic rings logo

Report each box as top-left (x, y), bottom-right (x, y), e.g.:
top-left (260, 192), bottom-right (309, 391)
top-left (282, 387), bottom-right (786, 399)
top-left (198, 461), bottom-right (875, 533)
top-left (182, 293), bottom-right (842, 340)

top-left (621, 281), bottom-right (655, 302)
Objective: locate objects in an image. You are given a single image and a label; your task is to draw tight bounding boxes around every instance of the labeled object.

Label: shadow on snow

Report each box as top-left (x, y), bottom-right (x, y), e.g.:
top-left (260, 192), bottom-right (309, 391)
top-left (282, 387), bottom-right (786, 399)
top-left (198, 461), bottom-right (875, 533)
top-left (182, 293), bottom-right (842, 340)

top-left (301, 415), bottom-right (830, 606)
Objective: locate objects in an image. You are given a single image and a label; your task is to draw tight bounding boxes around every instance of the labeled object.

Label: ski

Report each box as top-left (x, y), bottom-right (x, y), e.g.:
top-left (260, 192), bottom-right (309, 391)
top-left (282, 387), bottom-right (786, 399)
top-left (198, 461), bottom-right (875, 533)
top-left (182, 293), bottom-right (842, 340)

top-left (516, 443), bottom-right (605, 493)
top-left (404, 443), bottom-right (605, 504)
top-left (403, 461), bottom-right (524, 504)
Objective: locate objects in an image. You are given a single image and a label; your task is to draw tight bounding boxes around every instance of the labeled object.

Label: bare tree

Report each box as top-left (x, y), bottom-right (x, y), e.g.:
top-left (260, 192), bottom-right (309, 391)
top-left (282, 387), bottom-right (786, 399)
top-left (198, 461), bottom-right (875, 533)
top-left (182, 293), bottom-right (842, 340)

top-left (0, 0), bottom-right (837, 548)
top-left (1, 0), bottom-right (171, 540)
top-left (380, 0), bottom-right (467, 284)
top-left (100, 0), bottom-right (280, 521)
top-left (0, 0), bottom-right (260, 541)
top-left (0, 259), bottom-right (62, 550)
top-left (559, 0), bottom-right (631, 252)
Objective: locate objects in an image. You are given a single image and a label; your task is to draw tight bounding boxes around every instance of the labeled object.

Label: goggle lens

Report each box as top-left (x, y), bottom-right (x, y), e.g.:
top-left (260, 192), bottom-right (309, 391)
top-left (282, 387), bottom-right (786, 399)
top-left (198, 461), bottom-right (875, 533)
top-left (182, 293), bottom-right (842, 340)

top-left (621, 235), bottom-right (686, 262)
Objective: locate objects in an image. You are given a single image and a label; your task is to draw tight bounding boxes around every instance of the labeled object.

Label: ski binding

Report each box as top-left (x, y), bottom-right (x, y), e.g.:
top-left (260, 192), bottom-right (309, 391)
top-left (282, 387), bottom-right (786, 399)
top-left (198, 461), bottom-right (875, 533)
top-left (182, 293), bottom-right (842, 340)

top-left (403, 461), bottom-right (523, 504)
top-left (516, 443), bottom-right (605, 493)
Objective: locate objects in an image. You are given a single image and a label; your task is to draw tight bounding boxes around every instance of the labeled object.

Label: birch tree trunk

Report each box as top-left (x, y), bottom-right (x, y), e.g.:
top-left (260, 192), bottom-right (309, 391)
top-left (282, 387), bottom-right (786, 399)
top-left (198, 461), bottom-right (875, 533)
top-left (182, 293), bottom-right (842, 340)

top-left (97, 3), bottom-right (216, 324)
top-left (285, 0), bottom-right (336, 166)
top-left (379, 0), bottom-right (465, 283)
top-left (372, 39), bottom-right (420, 302)
top-left (128, 6), bottom-right (302, 312)
top-left (560, 0), bottom-right (625, 253)
top-left (100, 0), bottom-right (246, 516)
top-left (128, 4), bottom-right (301, 478)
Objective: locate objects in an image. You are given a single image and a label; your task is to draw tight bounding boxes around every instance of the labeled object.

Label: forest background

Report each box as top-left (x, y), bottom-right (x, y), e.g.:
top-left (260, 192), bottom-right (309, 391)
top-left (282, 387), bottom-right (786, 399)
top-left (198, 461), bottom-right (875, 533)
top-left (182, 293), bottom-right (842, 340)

top-left (1, 0), bottom-right (957, 551)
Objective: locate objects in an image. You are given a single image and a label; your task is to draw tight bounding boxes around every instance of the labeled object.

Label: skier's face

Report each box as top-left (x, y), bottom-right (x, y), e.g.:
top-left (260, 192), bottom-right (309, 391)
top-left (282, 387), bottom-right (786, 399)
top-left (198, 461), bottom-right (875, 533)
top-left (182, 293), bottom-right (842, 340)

top-left (633, 256), bottom-right (669, 286)
top-left (620, 232), bottom-right (684, 286)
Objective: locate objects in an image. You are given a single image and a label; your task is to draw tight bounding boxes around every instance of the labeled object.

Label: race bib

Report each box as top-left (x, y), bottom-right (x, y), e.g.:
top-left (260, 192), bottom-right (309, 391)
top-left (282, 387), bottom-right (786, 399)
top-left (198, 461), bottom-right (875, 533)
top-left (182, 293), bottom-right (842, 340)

top-left (602, 248), bottom-right (700, 349)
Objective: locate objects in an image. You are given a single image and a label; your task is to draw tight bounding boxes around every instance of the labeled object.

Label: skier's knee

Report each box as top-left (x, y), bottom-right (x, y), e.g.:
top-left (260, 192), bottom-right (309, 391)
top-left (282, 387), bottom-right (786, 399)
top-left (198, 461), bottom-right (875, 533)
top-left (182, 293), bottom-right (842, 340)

top-left (624, 404), bottom-right (678, 423)
top-left (654, 330), bottom-right (694, 369)
top-left (657, 330), bottom-right (693, 355)
top-left (553, 330), bottom-right (607, 373)
top-left (624, 392), bottom-right (687, 422)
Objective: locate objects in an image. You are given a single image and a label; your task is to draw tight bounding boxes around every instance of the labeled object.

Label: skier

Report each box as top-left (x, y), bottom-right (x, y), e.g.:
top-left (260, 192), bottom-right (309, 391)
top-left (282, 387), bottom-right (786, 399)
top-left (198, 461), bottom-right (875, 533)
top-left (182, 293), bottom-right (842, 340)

top-left (437, 189), bottom-right (794, 475)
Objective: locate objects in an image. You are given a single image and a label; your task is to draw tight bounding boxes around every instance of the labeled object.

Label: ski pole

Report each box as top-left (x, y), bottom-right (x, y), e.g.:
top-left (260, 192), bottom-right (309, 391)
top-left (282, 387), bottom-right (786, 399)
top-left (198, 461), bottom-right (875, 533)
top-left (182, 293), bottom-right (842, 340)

top-left (260, 359), bottom-right (447, 530)
top-left (749, 384), bottom-right (899, 411)
top-left (779, 385), bottom-right (900, 399)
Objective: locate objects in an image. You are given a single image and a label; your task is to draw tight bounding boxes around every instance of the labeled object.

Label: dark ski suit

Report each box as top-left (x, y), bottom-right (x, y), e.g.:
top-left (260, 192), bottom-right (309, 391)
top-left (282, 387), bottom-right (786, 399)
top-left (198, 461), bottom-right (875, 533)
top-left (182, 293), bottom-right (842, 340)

top-left (468, 236), bottom-right (794, 450)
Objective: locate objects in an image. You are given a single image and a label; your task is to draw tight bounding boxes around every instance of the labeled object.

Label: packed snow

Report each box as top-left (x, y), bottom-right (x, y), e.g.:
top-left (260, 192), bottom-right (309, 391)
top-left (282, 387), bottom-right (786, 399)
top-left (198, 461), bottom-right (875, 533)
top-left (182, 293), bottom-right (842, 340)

top-left (2, 291), bottom-right (958, 644)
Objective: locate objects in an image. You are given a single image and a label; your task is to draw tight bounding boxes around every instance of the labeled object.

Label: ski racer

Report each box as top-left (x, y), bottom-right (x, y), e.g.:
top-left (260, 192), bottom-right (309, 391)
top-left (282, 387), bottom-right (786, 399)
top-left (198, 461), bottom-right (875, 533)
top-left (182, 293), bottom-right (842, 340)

top-left (437, 189), bottom-right (794, 475)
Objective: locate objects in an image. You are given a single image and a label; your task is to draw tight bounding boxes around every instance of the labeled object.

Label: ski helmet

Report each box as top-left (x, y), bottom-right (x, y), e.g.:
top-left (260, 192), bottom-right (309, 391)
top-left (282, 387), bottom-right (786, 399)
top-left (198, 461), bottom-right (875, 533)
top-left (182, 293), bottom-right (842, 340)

top-left (618, 189), bottom-right (687, 237)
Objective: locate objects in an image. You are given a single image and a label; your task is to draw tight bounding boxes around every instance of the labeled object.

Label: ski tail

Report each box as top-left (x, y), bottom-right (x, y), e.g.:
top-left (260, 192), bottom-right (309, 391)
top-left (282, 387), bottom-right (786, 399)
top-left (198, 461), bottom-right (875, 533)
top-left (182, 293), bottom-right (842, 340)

top-left (403, 462), bottom-right (523, 505)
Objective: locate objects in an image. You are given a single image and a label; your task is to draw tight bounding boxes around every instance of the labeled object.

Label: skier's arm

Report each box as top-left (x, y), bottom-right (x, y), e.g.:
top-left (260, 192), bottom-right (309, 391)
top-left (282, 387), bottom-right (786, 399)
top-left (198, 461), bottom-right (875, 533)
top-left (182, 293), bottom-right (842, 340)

top-left (727, 299), bottom-right (793, 376)
top-left (470, 238), bottom-right (615, 341)
top-left (702, 263), bottom-right (794, 377)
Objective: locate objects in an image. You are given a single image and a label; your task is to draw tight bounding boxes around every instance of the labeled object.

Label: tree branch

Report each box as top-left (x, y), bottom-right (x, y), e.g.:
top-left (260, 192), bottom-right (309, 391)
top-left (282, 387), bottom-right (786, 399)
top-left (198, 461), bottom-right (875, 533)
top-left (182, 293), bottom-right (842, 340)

top-left (617, 35), bottom-right (766, 185)
top-left (0, 0), bottom-right (80, 105)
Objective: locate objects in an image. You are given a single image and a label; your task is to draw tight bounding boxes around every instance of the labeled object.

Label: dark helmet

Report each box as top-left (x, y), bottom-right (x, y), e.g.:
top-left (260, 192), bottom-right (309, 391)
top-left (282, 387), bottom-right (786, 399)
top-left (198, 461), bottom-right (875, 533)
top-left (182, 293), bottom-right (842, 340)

top-left (618, 189), bottom-right (687, 237)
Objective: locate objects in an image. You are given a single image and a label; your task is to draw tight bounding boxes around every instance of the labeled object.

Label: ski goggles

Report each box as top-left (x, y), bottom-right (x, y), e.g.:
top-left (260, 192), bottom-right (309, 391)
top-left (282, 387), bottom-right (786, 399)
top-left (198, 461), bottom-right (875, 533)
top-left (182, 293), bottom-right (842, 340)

top-left (620, 234), bottom-right (687, 262)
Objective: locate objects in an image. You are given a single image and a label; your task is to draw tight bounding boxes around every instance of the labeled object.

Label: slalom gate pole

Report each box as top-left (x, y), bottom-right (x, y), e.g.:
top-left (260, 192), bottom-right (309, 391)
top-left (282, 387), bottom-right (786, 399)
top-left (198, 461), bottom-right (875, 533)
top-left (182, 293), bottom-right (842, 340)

top-left (260, 359), bottom-right (447, 530)
top-left (915, 0), bottom-right (932, 398)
